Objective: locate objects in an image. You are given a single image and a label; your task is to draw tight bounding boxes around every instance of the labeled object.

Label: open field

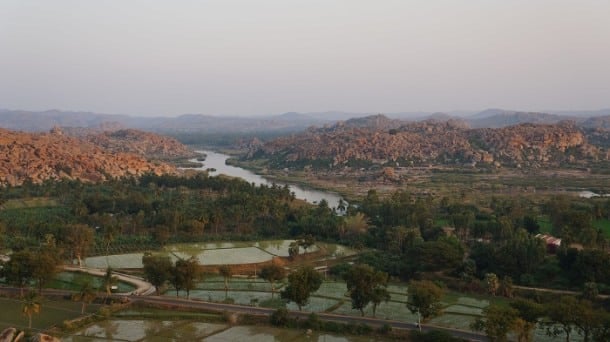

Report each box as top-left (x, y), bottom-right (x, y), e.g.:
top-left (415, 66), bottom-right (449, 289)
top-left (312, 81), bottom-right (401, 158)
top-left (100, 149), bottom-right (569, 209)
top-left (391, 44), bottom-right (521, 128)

top-left (0, 296), bottom-right (101, 332)
top-left (49, 272), bottom-right (136, 293)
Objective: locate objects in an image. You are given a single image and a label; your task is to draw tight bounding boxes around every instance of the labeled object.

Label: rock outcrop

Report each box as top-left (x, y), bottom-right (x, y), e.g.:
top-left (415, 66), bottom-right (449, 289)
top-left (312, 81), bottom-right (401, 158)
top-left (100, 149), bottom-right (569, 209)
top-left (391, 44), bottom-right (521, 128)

top-left (82, 129), bottom-right (196, 160)
top-left (250, 116), bottom-right (605, 169)
top-left (0, 128), bottom-right (175, 186)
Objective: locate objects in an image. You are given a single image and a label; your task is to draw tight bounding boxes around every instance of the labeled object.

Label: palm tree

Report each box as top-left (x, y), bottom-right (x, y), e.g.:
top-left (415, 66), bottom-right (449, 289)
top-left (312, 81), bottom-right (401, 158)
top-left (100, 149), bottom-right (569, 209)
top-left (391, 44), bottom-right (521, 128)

top-left (22, 291), bottom-right (41, 329)
top-left (218, 265), bottom-right (233, 298)
top-left (101, 267), bottom-right (118, 301)
top-left (73, 280), bottom-right (97, 314)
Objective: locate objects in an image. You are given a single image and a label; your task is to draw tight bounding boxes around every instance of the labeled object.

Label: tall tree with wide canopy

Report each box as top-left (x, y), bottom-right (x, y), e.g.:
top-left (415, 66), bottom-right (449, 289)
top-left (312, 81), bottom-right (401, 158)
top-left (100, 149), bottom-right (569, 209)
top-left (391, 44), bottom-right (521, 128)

top-left (259, 263), bottom-right (286, 299)
top-left (343, 264), bottom-right (390, 317)
top-left (471, 304), bottom-right (519, 342)
top-left (281, 266), bottom-right (322, 311)
top-left (142, 253), bottom-right (173, 295)
top-left (64, 224), bottom-right (94, 267)
top-left (173, 257), bottom-right (200, 299)
top-left (3, 250), bottom-right (35, 296)
top-left (407, 280), bottom-right (444, 325)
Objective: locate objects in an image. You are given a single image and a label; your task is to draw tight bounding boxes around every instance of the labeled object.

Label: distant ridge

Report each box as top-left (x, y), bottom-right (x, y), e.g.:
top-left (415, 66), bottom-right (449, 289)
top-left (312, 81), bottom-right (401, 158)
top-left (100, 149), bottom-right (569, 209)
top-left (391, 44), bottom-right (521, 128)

top-left (2, 108), bottom-right (610, 133)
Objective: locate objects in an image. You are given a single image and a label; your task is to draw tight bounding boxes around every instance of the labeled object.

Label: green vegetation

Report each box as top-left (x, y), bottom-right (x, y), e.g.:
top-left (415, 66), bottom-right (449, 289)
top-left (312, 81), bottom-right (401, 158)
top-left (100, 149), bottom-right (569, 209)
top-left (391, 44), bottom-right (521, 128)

top-left (0, 296), bottom-right (101, 331)
top-left (2, 166), bottom-right (610, 340)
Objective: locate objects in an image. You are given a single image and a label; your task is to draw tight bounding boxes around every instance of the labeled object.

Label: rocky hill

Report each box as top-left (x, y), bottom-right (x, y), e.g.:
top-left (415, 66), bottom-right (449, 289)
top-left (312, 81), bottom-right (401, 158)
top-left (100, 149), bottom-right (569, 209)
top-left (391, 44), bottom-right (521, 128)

top-left (0, 128), bottom-right (175, 186)
top-left (80, 129), bottom-right (196, 160)
top-left (249, 116), bottom-right (608, 170)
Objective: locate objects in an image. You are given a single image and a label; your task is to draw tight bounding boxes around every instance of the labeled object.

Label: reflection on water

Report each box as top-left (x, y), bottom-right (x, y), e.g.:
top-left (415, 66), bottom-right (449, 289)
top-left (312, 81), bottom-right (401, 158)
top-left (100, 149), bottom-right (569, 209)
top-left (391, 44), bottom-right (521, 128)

top-left (186, 150), bottom-right (344, 209)
top-left (66, 320), bottom-right (387, 341)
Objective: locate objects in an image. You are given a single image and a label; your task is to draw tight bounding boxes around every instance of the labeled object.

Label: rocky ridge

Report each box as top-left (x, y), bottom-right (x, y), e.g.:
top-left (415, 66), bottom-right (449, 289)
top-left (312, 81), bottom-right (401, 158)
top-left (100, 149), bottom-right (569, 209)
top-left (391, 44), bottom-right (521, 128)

top-left (250, 116), bottom-right (608, 169)
top-left (0, 128), bottom-right (175, 186)
top-left (81, 129), bottom-right (196, 160)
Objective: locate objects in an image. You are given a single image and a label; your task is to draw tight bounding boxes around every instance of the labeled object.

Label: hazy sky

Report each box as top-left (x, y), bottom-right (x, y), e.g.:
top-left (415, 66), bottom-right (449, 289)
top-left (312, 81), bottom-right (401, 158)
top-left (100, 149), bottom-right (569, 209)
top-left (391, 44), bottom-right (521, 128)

top-left (1, 1), bottom-right (609, 117)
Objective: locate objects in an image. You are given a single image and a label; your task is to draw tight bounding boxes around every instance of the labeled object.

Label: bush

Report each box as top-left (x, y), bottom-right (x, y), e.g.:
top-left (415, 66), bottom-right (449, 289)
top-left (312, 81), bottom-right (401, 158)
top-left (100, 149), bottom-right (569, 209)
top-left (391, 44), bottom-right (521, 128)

top-left (270, 308), bottom-right (289, 327)
top-left (355, 323), bottom-right (373, 335)
top-left (377, 324), bottom-right (392, 334)
top-left (259, 298), bottom-right (286, 309)
top-left (305, 312), bottom-right (321, 330)
top-left (410, 330), bottom-right (464, 342)
top-left (322, 321), bottom-right (343, 333)
top-left (329, 262), bottom-right (352, 279)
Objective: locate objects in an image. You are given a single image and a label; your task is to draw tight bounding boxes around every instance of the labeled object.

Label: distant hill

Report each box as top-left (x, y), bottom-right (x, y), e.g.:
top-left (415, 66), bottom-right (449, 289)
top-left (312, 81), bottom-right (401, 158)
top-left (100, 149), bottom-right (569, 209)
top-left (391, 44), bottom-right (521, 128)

top-left (2, 108), bottom-right (610, 136)
top-left (248, 115), bottom-right (609, 170)
top-left (0, 109), bottom-right (334, 133)
top-left (467, 110), bottom-right (574, 128)
top-left (0, 127), bottom-right (175, 186)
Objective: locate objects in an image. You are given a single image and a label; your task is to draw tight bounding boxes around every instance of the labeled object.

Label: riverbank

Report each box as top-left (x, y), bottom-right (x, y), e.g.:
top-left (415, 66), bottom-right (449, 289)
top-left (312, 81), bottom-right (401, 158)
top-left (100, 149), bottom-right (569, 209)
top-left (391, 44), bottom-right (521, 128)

top-left (183, 150), bottom-right (346, 209)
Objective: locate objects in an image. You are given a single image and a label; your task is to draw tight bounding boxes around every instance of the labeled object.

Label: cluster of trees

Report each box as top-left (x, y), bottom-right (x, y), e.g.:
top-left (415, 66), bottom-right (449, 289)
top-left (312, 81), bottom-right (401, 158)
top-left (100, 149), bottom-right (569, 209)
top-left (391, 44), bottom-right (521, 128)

top-left (141, 253), bottom-right (201, 298)
top-left (2, 173), bottom-right (610, 296)
top-left (1, 237), bottom-right (63, 295)
top-left (473, 296), bottom-right (610, 342)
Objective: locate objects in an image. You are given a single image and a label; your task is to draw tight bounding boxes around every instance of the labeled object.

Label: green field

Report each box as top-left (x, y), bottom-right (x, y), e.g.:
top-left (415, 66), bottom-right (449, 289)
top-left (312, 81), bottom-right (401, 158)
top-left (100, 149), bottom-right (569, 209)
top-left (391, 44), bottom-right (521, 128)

top-left (0, 296), bottom-right (101, 332)
top-left (593, 218), bottom-right (610, 237)
top-left (48, 272), bottom-right (136, 293)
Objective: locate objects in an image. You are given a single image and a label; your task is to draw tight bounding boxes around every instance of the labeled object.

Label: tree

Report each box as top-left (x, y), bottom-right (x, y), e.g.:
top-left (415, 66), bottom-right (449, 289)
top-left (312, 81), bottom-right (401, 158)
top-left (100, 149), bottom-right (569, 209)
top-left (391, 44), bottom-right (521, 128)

top-left (499, 276), bottom-right (513, 298)
top-left (32, 248), bottom-right (61, 295)
top-left (370, 285), bottom-right (391, 318)
top-left (64, 224), bottom-right (94, 267)
top-left (259, 264), bottom-right (286, 299)
top-left (142, 253), bottom-right (172, 295)
top-left (472, 304), bottom-right (519, 342)
top-left (22, 291), bottom-right (41, 329)
top-left (572, 300), bottom-right (603, 342)
top-left (343, 264), bottom-right (390, 317)
top-left (73, 280), bottom-right (97, 314)
top-left (545, 296), bottom-right (579, 342)
top-left (173, 257), bottom-right (200, 299)
top-left (299, 234), bottom-right (315, 253)
top-left (510, 299), bottom-right (544, 342)
top-left (485, 273), bottom-right (500, 296)
top-left (288, 241), bottom-right (300, 259)
top-left (218, 265), bottom-right (233, 298)
top-left (281, 266), bottom-right (322, 311)
top-left (407, 280), bottom-right (444, 324)
top-left (101, 267), bottom-right (118, 300)
top-left (3, 250), bottom-right (35, 296)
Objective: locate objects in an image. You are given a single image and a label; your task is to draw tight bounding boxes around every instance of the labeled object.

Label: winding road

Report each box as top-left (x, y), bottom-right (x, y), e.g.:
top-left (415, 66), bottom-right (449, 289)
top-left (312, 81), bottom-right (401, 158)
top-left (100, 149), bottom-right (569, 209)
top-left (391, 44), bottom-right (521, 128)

top-left (62, 265), bottom-right (156, 296)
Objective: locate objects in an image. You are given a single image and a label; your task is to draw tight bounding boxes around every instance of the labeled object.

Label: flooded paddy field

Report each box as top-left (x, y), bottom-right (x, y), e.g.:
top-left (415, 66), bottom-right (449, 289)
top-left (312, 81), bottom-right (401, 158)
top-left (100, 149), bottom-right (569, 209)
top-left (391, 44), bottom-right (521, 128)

top-left (63, 319), bottom-right (388, 341)
top-left (84, 240), bottom-right (352, 269)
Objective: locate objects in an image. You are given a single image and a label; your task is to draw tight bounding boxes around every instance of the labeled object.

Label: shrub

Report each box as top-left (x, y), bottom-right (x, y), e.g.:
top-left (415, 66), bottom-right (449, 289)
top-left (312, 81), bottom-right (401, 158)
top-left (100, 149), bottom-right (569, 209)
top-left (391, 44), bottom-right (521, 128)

top-left (270, 308), bottom-right (289, 327)
top-left (377, 324), bottom-right (392, 334)
top-left (410, 330), bottom-right (463, 342)
top-left (305, 313), bottom-right (321, 330)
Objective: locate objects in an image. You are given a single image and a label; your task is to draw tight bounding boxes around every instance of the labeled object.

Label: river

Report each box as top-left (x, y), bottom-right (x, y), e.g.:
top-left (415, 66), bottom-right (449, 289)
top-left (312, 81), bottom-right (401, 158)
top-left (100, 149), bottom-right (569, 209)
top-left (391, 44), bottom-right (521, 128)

top-left (187, 150), bottom-right (344, 209)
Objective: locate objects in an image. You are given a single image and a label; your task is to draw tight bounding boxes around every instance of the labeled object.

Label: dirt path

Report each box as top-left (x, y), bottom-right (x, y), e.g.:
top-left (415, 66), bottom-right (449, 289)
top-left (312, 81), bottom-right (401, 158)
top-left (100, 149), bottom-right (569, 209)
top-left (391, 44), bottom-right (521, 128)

top-left (62, 265), bottom-right (155, 296)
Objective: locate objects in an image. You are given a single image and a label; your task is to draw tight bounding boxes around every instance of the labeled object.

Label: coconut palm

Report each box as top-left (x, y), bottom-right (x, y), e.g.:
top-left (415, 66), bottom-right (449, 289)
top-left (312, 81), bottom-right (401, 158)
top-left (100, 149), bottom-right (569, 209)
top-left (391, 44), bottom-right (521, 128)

top-left (101, 267), bottom-right (118, 301)
top-left (218, 265), bottom-right (233, 298)
top-left (22, 291), bottom-right (41, 329)
top-left (73, 280), bottom-right (97, 314)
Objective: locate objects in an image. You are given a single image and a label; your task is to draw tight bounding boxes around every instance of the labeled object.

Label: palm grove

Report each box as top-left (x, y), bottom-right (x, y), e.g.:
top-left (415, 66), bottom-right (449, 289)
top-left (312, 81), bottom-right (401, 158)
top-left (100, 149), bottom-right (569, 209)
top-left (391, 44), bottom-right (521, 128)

top-left (1, 172), bottom-right (610, 340)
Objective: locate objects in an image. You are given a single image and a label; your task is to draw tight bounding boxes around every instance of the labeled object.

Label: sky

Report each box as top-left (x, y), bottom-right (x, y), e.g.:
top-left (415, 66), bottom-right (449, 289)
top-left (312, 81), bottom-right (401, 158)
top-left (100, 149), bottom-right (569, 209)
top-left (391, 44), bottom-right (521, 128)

top-left (1, 0), bottom-right (609, 117)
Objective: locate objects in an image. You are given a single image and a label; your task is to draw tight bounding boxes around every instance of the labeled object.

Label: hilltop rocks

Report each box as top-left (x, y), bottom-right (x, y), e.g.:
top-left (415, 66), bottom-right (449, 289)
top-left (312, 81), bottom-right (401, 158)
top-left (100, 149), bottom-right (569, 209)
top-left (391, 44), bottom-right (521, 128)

top-left (83, 129), bottom-right (195, 159)
top-left (252, 116), bottom-right (605, 170)
top-left (0, 128), bottom-right (175, 186)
